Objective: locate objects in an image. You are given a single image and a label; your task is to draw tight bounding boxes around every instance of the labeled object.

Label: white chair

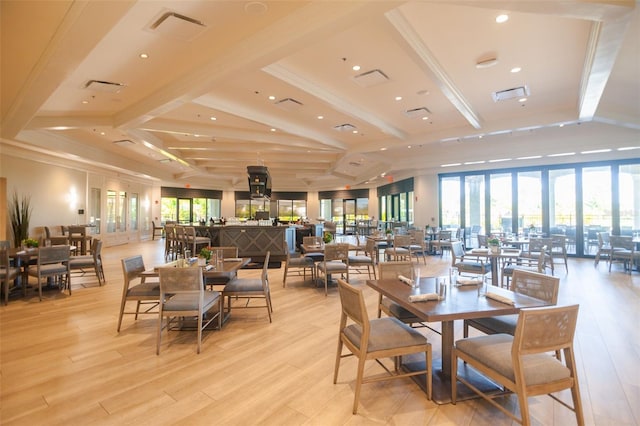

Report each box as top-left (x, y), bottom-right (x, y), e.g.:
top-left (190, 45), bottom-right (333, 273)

top-left (334, 278), bottom-right (432, 414)
top-left (157, 266), bottom-right (222, 354)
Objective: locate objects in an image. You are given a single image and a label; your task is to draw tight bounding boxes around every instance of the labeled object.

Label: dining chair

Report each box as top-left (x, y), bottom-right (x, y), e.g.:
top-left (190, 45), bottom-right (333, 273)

top-left (27, 245), bottom-right (71, 301)
top-left (302, 235), bottom-right (324, 263)
top-left (223, 251), bottom-right (272, 322)
top-left (334, 278), bottom-right (432, 414)
top-left (67, 225), bottom-right (91, 255)
top-left (347, 237), bottom-right (377, 280)
top-left (384, 234), bottom-right (411, 261)
top-left (524, 238), bottom-right (554, 275)
top-left (550, 234), bottom-right (569, 272)
top-left (316, 244), bottom-right (350, 296)
top-left (44, 226), bottom-right (69, 246)
top-left (452, 304), bottom-right (583, 426)
top-left (375, 261), bottom-right (437, 332)
top-left (501, 245), bottom-right (551, 287)
top-left (608, 235), bottom-right (638, 273)
top-left (283, 242), bottom-right (315, 287)
top-left (69, 238), bottom-right (105, 285)
top-left (450, 241), bottom-right (491, 280)
top-left (1, 245), bottom-right (21, 305)
top-left (477, 234), bottom-right (488, 248)
top-left (151, 221), bottom-right (164, 240)
top-left (594, 232), bottom-right (612, 266)
top-left (431, 230), bottom-right (452, 256)
top-left (117, 255), bottom-right (160, 332)
top-left (184, 226), bottom-right (210, 257)
top-left (407, 229), bottom-right (428, 264)
top-left (156, 266), bottom-right (222, 354)
top-left (163, 223), bottom-right (177, 261)
top-left (464, 269), bottom-right (560, 338)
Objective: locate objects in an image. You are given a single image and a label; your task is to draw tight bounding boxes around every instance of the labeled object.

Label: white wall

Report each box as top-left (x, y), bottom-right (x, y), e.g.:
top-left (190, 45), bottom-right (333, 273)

top-left (413, 172), bottom-right (439, 230)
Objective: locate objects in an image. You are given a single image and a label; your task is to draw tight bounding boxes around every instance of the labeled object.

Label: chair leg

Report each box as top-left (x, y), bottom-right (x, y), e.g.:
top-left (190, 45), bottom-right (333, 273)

top-left (333, 338), bottom-right (344, 384)
top-left (353, 357), bottom-right (367, 414)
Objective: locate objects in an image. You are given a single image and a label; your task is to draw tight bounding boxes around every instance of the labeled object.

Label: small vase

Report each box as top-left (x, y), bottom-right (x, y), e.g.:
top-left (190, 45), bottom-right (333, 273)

top-left (490, 245), bottom-right (500, 254)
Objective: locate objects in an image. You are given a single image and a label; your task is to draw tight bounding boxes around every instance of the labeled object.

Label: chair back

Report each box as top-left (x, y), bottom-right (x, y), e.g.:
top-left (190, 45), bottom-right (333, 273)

top-left (121, 255), bottom-right (146, 287)
top-left (393, 234), bottom-right (411, 248)
top-left (379, 261), bottom-right (412, 280)
top-left (260, 251), bottom-right (271, 290)
top-left (450, 241), bottom-right (465, 260)
top-left (438, 230), bottom-right (452, 241)
top-left (210, 246), bottom-right (238, 259)
top-left (477, 234), bottom-right (488, 247)
top-left (0, 246), bottom-right (10, 270)
top-left (303, 236), bottom-right (322, 246)
top-left (68, 225), bottom-right (86, 237)
top-left (513, 304), bottom-right (579, 356)
top-left (597, 231), bottom-right (610, 248)
top-left (159, 266), bottom-right (203, 297)
top-left (38, 245), bottom-right (70, 265)
top-left (92, 239), bottom-right (103, 263)
top-left (337, 278), bottom-right (368, 331)
top-left (364, 238), bottom-right (377, 256)
top-left (610, 235), bottom-right (633, 251)
top-left (510, 269), bottom-right (559, 304)
top-left (0, 240), bottom-right (10, 250)
top-left (528, 237), bottom-right (552, 254)
top-left (324, 243), bottom-right (349, 262)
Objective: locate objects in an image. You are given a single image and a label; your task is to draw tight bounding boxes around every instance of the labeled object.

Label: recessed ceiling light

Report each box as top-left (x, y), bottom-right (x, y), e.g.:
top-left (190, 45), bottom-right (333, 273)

top-left (352, 65), bottom-right (360, 71)
top-left (618, 146), bottom-right (640, 151)
top-left (268, 95), bottom-right (275, 100)
top-left (518, 97), bottom-right (527, 102)
top-left (270, 128), bottom-right (276, 132)
top-left (81, 100), bottom-right (89, 104)
top-left (421, 116), bottom-right (429, 121)
top-left (441, 163), bottom-right (462, 167)
top-left (352, 130), bottom-right (358, 134)
top-left (139, 53), bottom-right (149, 59)
top-left (210, 116), bottom-right (216, 121)
top-left (395, 96), bottom-right (402, 101)
top-left (496, 14), bottom-right (509, 23)
top-left (489, 158), bottom-right (511, 163)
top-left (464, 160), bottom-right (485, 165)
top-left (407, 145), bottom-right (412, 149)
top-left (317, 115), bottom-right (324, 120)
top-left (511, 67), bottom-right (521, 73)
top-left (380, 147), bottom-right (387, 151)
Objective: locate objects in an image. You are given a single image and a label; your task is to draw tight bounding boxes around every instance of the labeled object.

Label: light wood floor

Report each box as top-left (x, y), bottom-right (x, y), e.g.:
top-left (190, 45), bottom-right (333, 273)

top-left (1, 239), bottom-right (639, 425)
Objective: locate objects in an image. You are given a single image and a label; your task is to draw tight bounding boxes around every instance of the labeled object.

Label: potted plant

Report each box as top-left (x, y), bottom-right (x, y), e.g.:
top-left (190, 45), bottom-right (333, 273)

top-left (23, 238), bottom-right (39, 249)
top-left (9, 191), bottom-right (32, 249)
top-left (487, 237), bottom-right (500, 253)
top-left (323, 231), bottom-right (333, 244)
top-left (199, 246), bottom-right (213, 262)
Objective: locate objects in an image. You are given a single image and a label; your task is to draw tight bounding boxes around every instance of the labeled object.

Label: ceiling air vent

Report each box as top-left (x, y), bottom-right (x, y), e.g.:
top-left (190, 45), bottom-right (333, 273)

top-left (492, 85), bottom-right (530, 102)
top-left (404, 107), bottom-right (431, 119)
top-left (84, 79), bottom-right (125, 93)
top-left (334, 123), bottom-right (357, 132)
top-left (274, 97), bottom-right (303, 112)
top-left (352, 69), bottom-right (389, 88)
top-left (148, 11), bottom-right (206, 41)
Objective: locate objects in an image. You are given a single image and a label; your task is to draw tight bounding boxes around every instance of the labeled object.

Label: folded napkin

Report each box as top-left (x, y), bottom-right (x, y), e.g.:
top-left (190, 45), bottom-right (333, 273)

top-left (224, 258), bottom-right (242, 262)
top-left (409, 293), bottom-right (440, 302)
top-left (16, 250), bottom-right (26, 255)
top-left (456, 277), bottom-right (481, 286)
top-left (205, 264), bottom-right (214, 271)
top-left (397, 275), bottom-right (414, 286)
top-left (485, 292), bottom-right (515, 306)
top-left (471, 248), bottom-right (489, 254)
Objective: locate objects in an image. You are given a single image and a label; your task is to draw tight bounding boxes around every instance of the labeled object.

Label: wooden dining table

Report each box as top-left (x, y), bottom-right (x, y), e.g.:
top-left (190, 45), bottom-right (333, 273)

top-left (367, 276), bottom-right (550, 404)
top-left (465, 247), bottom-right (521, 285)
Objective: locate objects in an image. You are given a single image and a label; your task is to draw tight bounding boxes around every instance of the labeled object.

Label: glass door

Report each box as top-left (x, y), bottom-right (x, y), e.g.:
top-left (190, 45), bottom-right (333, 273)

top-left (106, 189), bottom-right (129, 244)
top-left (582, 166), bottom-right (611, 255)
top-left (178, 198), bottom-right (192, 224)
top-left (344, 199), bottom-right (356, 235)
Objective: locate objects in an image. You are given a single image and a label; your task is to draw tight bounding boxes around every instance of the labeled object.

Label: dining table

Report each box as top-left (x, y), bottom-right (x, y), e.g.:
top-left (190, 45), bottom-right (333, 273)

top-left (366, 275), bottom-right (550, 404)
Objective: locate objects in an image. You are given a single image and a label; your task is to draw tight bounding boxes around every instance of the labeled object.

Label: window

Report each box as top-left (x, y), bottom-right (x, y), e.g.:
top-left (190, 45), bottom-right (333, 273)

top-left (465, 175), bottom-right (484, 233)
top-left (582, 165), bottom-right (611, 254)
top-left (490, 173), bottom-right (512, 234)
top-left (618, 163), bottom-right (639, 236)
top-left (517, 171), bottom-right (542, 234)
top-left (549, 169), bottom-right (576, 254)
top-left (440, 176), bottom-right (460, 229)
top-left (130, 193), bottom-right (138, 231)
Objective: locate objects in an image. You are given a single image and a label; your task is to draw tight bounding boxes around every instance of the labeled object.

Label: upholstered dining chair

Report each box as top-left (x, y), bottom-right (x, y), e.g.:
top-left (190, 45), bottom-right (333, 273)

top-left (463, 269), bottom-right (560, 338)
top-left (334, 278), bottom-right (432, 414)
top-left (450, 241), bottom-right (491, 280)
top-left (1, 244), bottom-right (21, 305)
top-left (347, 237), bottom-right (377, 280)
top-left (117, 255), bottom-right (160, 332)
top-left (384, 234), bottom-right (411, 261)
top-left (283, 242), bottom-right (315, 287)
top-left (27, 245), bottom-right (71, 301)
top-left (316, 243), bottom-right (350, 296)
top-left (223, 251), bottom-right (272, 322)
top-left (501, 245), bottom-right (551, 287)
top-left (184, 226), bottom-right (210, 257)
top-left (594, 231), bottom-right (612, 266)
top-left (608, 235), bottom-right (639, 274)
top-left (44, 226), bottom-right (69, 246)
top-left (151, 221), bottom-right (164, 240)
top-left (407, 229), bottom-right (428, 264)
top-left (452, 304), bottom-right (583, 426)
top-left (156, 266), bottom-right (222, 354)
top-left (69, 238), bottom-right (105, 285)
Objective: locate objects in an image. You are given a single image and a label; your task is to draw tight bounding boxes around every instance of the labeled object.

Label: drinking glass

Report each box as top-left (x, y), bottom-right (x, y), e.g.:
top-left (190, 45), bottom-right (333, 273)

top-left (449, 267), bottom-right (459, 286)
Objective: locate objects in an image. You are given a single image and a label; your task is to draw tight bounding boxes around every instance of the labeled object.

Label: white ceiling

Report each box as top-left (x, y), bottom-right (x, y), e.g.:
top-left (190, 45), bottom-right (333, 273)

top-left (2, 1), bottom-right (639, 191)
